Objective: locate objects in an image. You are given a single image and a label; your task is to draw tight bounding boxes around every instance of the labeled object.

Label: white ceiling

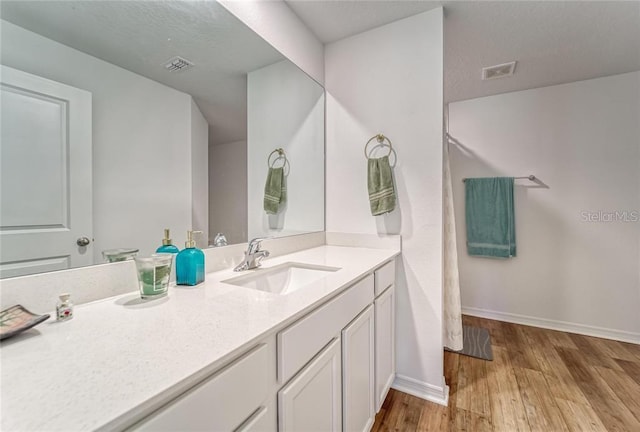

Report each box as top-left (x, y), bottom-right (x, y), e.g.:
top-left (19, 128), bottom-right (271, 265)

top-left (3, 1), bottom-right (639, 120)
top-left (0, 1), bottom-right (285, 145)
top-left (286, 0), bottom-right (443, 43)
top-left (286, 0), bottom-right (640, 102)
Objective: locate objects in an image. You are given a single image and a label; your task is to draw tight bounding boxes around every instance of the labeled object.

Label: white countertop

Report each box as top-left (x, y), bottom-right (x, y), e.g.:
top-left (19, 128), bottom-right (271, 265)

top-left (0, 245), bottom-right (399, 431)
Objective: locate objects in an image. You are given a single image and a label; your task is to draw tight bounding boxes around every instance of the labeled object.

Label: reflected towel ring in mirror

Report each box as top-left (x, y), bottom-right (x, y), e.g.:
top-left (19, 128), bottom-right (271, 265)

top-left (364, 134), bottom-right (393, 159)
top-left (267, 148), bottom-right (290, 175)
top-left (267, 148), bottom-right (287, 167)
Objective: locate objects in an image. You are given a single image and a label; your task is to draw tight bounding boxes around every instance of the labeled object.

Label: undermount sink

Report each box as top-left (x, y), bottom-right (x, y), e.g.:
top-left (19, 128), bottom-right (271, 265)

top-left (222, 262), bottom-right (341, 295)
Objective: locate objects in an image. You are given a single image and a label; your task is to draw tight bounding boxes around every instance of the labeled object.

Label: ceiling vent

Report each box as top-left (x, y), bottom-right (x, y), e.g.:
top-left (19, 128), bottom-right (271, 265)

top-left (482, 61), bottom-right (517, 80)
top-left (164, 56), bottom-right (194, 72)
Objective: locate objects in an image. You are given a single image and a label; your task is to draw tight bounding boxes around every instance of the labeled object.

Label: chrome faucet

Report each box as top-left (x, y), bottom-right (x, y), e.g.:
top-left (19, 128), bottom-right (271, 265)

top-left (234, 238), bottom-right (270, 272)
top-left (213, 232), bottom-right (228, 247)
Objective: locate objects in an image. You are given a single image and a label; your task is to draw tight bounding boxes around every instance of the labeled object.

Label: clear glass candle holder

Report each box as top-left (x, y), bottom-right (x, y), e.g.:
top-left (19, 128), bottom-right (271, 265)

top-left (103, 248), bottom-right (139, 263)
top-left (134, 254), bottom-right (173, 299)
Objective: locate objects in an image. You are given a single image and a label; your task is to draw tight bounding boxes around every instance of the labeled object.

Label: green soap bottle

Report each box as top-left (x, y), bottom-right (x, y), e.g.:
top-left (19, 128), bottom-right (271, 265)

top-left (176, 230), bottom-right (205, 286)
top-left (156, 228), bottom-right (180, 254)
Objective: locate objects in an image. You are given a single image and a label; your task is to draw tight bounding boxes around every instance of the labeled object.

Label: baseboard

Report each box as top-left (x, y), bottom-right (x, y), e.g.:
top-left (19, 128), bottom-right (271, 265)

top-left (392, 374), bottom-right (449, 406)
top-left (462, 306), bottom-right (640, 345)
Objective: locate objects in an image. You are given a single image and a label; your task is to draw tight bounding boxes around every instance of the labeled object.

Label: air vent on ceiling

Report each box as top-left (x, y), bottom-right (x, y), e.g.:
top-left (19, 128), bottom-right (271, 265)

top-left (482, 61), bottom-right (517, 80)
top-left (164, 56), bottom-right (194, 72)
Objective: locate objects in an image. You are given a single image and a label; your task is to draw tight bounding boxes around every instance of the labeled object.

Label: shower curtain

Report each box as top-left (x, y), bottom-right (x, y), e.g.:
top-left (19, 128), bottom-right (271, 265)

top-left (443, 137), bottom-right (463, 351)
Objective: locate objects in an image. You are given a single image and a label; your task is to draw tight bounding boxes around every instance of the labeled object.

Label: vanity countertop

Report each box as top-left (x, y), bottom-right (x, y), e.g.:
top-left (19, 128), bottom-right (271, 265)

top-left (0, 245), bottom-right (399, 431)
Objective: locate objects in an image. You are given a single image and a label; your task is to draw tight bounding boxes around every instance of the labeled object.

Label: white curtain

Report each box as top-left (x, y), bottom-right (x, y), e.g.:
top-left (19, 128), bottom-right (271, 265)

top-left (443, 137), bottom-right (463, 351)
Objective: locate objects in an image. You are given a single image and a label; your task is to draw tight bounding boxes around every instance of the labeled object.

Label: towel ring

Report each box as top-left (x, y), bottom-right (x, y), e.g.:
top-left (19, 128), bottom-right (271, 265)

top-left (267, 148), bottom-right (287, 168)
top-left (364, 134), bottom-right (393, 159)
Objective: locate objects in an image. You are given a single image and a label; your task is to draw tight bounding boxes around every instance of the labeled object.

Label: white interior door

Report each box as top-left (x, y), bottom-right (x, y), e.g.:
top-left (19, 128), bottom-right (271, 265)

top-left (0, 65), bottom-right (92, 278)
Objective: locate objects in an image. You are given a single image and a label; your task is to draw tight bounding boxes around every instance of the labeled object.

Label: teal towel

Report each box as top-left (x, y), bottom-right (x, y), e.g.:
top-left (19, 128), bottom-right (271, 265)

top-left (368, 155), bottom-right (396, 216)
top-left (264, 167), bottom-right (286, 214)
top-left (465, 177), bottom-right (516, 258)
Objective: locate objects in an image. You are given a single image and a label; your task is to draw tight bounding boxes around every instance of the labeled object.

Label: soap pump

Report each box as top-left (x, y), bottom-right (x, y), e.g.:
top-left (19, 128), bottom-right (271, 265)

top-left (176, 230), bottom-right (205, 286)
top-left (156, 228), bottom-right (180, 254)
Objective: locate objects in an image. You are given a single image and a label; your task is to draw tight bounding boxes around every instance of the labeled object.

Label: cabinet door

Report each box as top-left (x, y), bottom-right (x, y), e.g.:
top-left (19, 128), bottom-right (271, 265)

top-left (278, 338), bottom-right (342, 432)
top-left (342, 305), bottom-right (375, 432)
top-left (375, 285), bottom-right (395, 412)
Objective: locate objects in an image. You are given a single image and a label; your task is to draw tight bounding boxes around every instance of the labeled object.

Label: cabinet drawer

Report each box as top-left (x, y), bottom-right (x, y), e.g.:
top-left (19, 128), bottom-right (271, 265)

top-left (277, 274), bottom-right (374, 384)
top-left (374, 260), bottom-right (395, 297)
top-left (134, 343), bottom-right (270, 431)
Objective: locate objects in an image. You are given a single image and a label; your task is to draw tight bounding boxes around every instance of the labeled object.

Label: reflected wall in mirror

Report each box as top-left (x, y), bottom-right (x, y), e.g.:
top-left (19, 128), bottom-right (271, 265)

top-left (0, 1), bottom-right (325, 278)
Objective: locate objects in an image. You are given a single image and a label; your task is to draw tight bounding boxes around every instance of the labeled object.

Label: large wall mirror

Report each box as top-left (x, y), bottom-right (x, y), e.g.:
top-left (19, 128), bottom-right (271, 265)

top-left (0, 1), bottom-right (325, 278)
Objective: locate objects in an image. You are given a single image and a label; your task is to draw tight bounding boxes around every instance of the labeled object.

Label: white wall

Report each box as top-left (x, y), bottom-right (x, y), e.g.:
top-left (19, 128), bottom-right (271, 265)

top-left (325, 9), bottom-right (446, 402)
top-left (209, 140), bottom-right (248, 245)
top-left (1, 21), bottom-right (200, 261)
top-left (449, 72), bottom-right (640, 342)
top-left (247, 60), bottom-right (325, 240)
top-left (191, 99), bottom-right (209, 249)
top-left (219, 0), bottom-right (324, 84)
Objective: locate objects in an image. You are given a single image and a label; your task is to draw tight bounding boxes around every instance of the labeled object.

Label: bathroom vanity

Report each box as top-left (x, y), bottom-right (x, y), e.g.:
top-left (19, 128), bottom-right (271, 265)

top-left (0, 245), bottom-right (399, 431)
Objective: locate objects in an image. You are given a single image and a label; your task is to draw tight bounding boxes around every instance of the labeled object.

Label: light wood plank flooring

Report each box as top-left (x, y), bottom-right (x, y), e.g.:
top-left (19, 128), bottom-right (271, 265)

top-left (372, 315), bottom-right (640, 431)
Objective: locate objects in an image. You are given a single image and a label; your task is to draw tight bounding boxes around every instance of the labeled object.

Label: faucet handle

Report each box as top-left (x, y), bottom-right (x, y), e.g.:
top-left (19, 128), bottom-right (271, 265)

top-left (248, 237), bottom-right (267, 254)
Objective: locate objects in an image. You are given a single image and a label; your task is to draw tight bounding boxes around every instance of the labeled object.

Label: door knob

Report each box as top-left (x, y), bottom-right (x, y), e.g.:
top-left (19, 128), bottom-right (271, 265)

top-left (76, 236), bottom-right (91, 247)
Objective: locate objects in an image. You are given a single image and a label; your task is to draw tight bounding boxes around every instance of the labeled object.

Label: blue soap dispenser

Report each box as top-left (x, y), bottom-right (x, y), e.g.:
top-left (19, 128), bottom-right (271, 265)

top-left (156, 228), bottom-right (180, 254)
top-left (176, 230), bottom-right (205, 286)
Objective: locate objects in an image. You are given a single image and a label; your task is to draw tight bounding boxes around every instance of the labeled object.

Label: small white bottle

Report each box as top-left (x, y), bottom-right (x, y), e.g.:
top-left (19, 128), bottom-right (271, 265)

top-left (56, 293), bottom-right (74, 321)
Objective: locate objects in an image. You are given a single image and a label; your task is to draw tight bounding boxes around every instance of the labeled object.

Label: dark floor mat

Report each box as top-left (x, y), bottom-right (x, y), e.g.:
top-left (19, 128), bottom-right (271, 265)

top-left (445, 325), bottom-right (493, 360)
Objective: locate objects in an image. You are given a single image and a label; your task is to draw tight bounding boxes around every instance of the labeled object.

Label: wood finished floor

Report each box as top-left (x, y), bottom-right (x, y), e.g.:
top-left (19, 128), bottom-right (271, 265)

top-left (372, 315), bottom-right (640, 432)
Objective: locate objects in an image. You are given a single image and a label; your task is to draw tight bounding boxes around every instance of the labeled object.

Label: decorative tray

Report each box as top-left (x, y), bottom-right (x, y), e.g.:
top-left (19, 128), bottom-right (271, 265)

top-left (0, 305), bottom-right (50, 340)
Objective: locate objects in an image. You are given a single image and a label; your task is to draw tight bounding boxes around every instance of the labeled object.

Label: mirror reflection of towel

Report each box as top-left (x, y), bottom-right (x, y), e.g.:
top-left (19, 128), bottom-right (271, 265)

top-left (264, 167), bottom-right (286, 214)
top-left (368, 155), bottom-right (396, 216)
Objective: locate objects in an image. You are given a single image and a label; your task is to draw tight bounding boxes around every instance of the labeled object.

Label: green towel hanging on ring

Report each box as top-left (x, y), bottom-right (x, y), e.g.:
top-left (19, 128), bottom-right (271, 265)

top-left (368, 155), bottom-right (396, 216)
top-left (264, 167), bottom-right (286, 214)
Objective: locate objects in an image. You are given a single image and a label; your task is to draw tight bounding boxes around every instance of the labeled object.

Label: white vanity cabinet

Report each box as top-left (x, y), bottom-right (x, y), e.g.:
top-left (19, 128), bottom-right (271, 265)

top-left (374, 261), bottom-right (396, 411)
top-left (277, 260), bottom-right (395, 432)
top-left (342, 305), bottom-right (375, 432)
top-left (1, 244), bottom-right (402, 431)
top-left (277, 275), bottom-right (374, 431)
top-left (131, 258), bottom-right (396, 432)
